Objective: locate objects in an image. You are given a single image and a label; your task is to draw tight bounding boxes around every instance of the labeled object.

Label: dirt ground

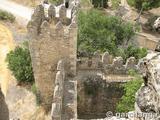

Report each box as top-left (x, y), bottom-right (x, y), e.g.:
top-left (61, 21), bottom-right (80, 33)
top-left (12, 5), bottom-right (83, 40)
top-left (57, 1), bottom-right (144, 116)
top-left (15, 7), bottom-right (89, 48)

top-left (9, 0), bottom-right (41, 7)
top-left (0, 23), bottom-right (14, 96)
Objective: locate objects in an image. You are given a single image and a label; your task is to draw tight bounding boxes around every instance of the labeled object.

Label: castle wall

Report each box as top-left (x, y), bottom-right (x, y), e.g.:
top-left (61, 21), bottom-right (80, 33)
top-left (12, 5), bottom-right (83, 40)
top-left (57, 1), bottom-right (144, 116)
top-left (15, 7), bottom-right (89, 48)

top-left (77, 52), bottom-right (138, 75)
top-left (27, 3), bottom-right (78, 109)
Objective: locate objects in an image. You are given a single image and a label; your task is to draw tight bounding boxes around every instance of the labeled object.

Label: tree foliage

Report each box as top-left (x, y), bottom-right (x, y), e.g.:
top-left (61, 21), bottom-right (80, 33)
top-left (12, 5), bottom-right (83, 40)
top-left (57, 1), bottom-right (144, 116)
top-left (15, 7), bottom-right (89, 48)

top-left (127, 0), bottom-right (160, 10)
top-left (49, 0), bottom-right (63, 5)
top-left (91, 0), bottom-right (108, 8)
top-left (116, 71), bottom-right (143, 112)
top-left (78, 9), bottom-right (139, 58)
top-left (6, 42), bottom-right (34, 83)
top-left (117, 45), bottom-right (147, 62)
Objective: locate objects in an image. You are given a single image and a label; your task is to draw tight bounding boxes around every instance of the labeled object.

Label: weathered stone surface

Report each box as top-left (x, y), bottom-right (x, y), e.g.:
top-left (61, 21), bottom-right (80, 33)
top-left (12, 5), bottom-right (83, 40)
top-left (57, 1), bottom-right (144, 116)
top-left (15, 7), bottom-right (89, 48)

top-left (27, 5), bottom-right (45, 39)
top-left (0, 87), bottom-right (9, 120)
top-left (102, 51), bottom-right (110, 64)
top-left (59, 5), bottom-right (67, 24)
top-left (51, 103), bottom-right (61, 118)
top-left (153, 17), bottom-right (160, 30)
top-left (112, 57), bottom-right (124, 68)
top-left (77, 75), bottom-right (125, 119)
top-left (126, 57), bottom-right (136, 69)
top-left (48, 5), bottom-right (56, 20)
top-left (135, 52), bottom-right (160, 120)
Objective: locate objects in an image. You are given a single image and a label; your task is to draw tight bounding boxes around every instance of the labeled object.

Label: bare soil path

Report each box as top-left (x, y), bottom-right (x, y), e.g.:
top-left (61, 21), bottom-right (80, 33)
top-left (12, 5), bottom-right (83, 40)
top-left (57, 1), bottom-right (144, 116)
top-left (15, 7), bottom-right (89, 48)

top-left (0, 24), bottom-right (14, 96)
top-left (0, 0), bottom-right (32, 25)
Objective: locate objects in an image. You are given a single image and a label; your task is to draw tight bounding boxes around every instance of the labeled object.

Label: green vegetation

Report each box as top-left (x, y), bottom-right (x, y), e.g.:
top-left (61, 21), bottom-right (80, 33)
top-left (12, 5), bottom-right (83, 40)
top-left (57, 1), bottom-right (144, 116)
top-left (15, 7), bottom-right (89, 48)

top-left (0, 10), bottom-right (15, 22)
top-left (111, 0), bottom-right (121, 9)
top-left (31, 83), bottom-right (41, 105)
top-left (117, 45), bottom-right (147, 62)
top-left (49, 0), bottom-right (63, 5)
top-left (31, 83), bottom-right (37, 95)
top-left (78, 9), bottom-right (147, 60)
top-left (127, 0), bottom-right (160, 10)
top-left (116, 70), bottom-right (143, 112)
top-left (91, 0), bottom-right (108, 8)
top-left (6, 42), bottom-right (34, 83)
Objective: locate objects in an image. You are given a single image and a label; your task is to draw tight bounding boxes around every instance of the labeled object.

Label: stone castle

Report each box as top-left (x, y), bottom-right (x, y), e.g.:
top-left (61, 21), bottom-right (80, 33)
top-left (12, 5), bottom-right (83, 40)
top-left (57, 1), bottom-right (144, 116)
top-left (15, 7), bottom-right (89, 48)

top-left (27, 1), bottom-right (78, 119)
top-left (27, 1), bottom-right (142, 119)
top-left (27, 1), bottom-right (160, 120)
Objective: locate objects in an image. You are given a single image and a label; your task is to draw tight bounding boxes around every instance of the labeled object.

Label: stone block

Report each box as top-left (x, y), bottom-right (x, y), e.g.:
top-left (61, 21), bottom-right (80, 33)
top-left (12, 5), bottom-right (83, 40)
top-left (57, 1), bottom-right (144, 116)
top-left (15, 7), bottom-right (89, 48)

top-left (126, 57), bottom-right (136, 70)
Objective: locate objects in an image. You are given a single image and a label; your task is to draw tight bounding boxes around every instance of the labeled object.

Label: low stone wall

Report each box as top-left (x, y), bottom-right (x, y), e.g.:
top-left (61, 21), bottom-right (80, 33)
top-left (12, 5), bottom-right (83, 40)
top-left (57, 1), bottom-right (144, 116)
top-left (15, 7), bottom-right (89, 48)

top-left (77, 74), bottom-right (125, 119)
top-left (51, 60), bottom-right (65, 120)
top-left (77, 52), bottom-right (138, 75)
top-left (135, 32), bottom-right (159, 51)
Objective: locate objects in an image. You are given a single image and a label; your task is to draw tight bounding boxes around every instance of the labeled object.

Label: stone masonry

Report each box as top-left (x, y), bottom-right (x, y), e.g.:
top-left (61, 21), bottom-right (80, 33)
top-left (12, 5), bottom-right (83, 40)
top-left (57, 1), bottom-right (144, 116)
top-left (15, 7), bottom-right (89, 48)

top-left (78, 52), bottom-right (138, 75)
top-left (27, 2), bottom-right (78, 110)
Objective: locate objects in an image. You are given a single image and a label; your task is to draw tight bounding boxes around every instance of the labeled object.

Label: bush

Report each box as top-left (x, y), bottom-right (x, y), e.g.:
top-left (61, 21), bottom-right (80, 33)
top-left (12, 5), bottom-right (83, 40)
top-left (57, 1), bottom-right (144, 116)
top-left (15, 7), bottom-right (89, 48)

top-left (116, 73), bottom-right (143, 112)
top-left (117, 45), bottom-right (147, 62)
top-left (91, 0), bottom-right (108, 8)
top-left (6, 42), bottom-right (34, 83)
top-left (127, 0), bottom-right (160, 10)
top-left (49, 0), bottom-right (63, 5)
top-left (78, 10), bottom-right (134, 54)
top-left (0, 10), bottom-right (15, 22)
top-left (78, 9), bottom-right (146, 61)
top-left (111, 0), bottom-right (121, 9)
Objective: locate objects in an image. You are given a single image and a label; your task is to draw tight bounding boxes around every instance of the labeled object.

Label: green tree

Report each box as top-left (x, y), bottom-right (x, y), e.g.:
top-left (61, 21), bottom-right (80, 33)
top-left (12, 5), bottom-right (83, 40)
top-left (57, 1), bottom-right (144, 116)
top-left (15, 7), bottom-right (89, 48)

top-left (6, 42), bottom-right (34, 83)
top-left (78, 9), bottom-right (135, 56)
top-left (127, 0), bottom-right (160, 10)
top-left (91, 0), bottom-right (108, 8)
top-left (116, 71), bottom-right (143, 112)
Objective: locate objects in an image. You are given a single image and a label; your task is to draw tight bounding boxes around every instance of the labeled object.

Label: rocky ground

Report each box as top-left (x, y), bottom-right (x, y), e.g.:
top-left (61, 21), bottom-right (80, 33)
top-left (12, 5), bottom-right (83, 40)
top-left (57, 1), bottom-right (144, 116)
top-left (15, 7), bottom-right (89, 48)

top-left (0, 21), bottom-right (51, 119)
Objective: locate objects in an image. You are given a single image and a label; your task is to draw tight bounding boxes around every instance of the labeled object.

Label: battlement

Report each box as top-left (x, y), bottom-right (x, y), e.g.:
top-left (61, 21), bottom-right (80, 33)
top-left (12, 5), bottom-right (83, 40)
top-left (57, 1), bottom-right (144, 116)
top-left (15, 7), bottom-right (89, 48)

top-left (77, 51), bottom-right (138, 75)
top-left (27, 2), bottom-right (78, 108)
top-left (51, 60), bottom-right (65, 120)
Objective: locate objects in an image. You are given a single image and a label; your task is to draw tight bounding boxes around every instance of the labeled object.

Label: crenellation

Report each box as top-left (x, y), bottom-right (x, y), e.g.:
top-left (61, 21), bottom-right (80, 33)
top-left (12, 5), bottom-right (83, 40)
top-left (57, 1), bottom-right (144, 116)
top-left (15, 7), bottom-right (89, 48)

top-left (48, 5), bottom-right (56, 20)
top-left (28, 0), bottom-right (78, 111)
top-left (78, 52), bottom-right (139, 75)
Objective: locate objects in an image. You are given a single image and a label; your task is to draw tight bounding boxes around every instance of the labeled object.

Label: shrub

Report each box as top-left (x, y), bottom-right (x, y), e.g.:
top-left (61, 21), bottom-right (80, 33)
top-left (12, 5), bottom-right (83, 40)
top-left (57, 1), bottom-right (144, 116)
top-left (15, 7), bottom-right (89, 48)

top-left (127, 0), bottom-right (160, 10)
top-left (49, 0), bottom-right (63, 5)
top-left (78, 9), bottom-right (146, 61)
top-left (0, 10), bottom-right (15, 22)
top-left (111, 0), bottom-right (121, 9)
top-left (78, 10), bottom-right (135, 54)
top-left (116, 73), bottom-right (143, 112)
top-left (91, 0), bottom-right (108, 8)
top-left (6, 42), bottom-right (34, 83)
top-left (117, 45), bottom-right (148, 62)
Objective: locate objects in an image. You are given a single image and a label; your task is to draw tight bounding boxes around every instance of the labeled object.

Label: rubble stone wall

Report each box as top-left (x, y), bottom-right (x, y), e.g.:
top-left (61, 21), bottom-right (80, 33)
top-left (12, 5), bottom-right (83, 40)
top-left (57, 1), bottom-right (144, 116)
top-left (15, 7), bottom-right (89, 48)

top-left (27, 3), bottom-right (77, 108)
top-left (78, 52), bottom-right (138, 75)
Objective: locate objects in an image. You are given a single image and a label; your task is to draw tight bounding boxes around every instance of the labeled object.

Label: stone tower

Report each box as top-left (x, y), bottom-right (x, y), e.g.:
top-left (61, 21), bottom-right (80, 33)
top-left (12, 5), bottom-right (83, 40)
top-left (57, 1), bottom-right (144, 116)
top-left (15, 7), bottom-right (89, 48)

top-left (27, 3), bottom-right (78, 109)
